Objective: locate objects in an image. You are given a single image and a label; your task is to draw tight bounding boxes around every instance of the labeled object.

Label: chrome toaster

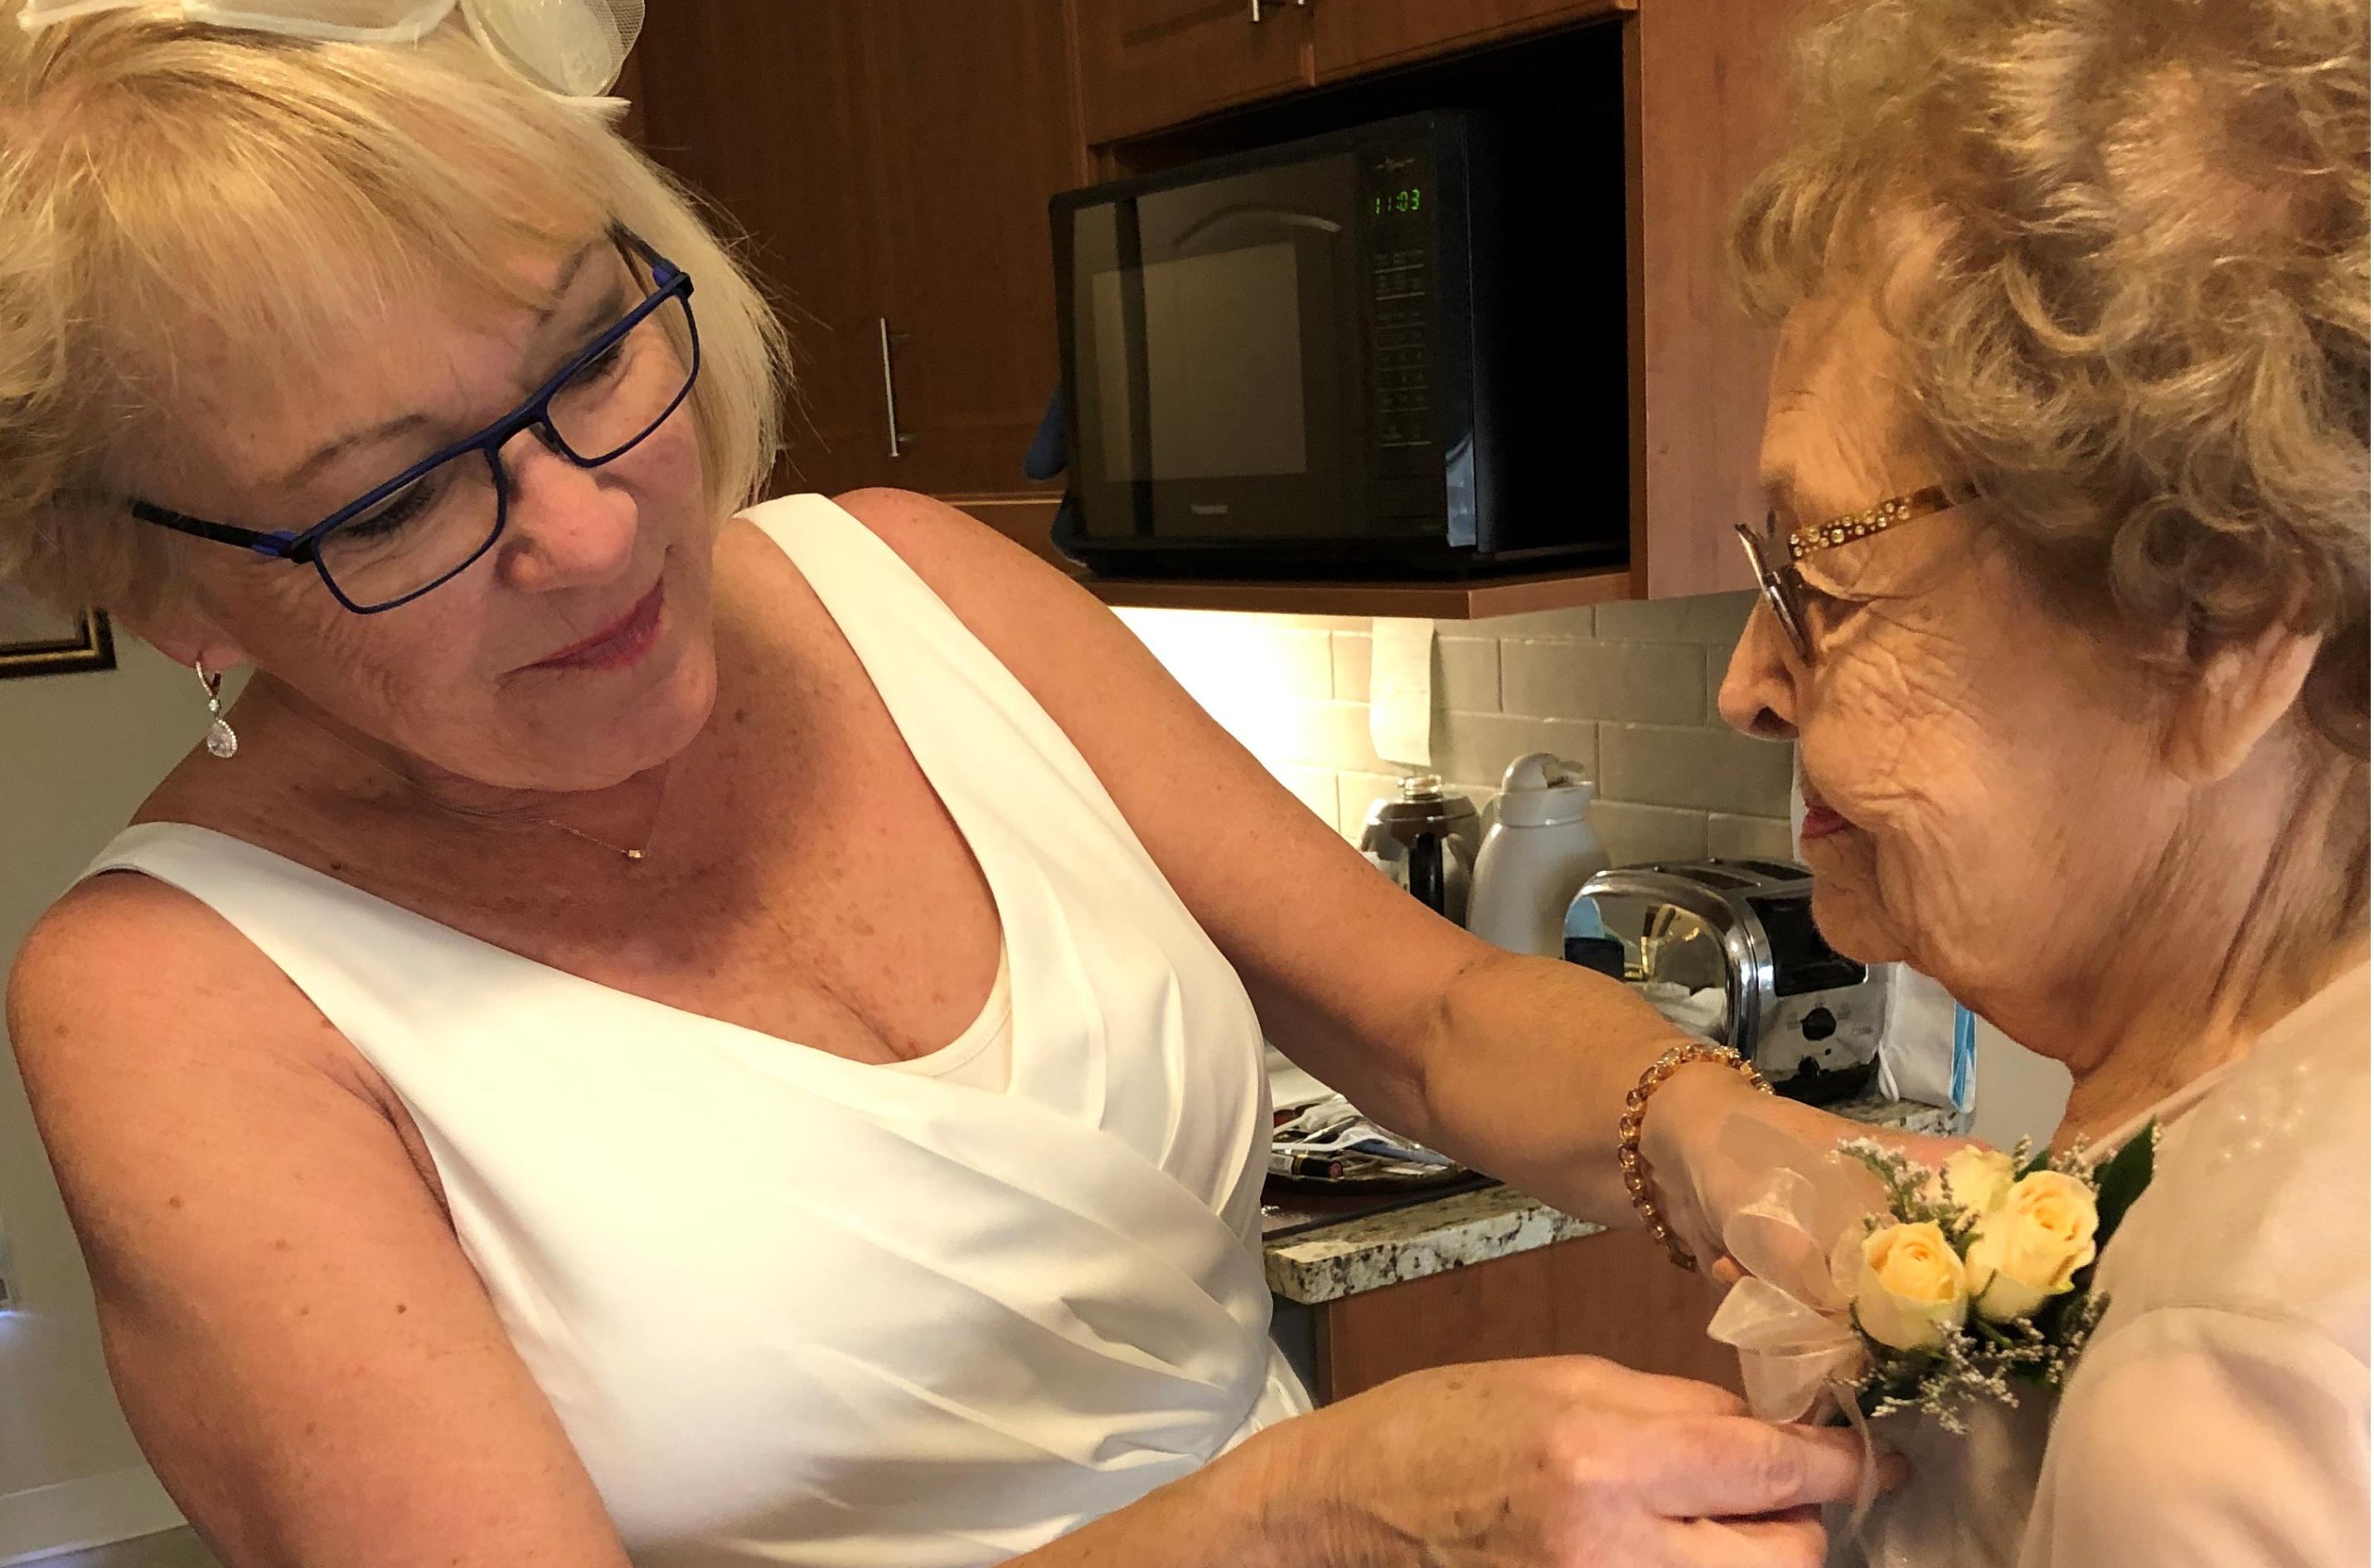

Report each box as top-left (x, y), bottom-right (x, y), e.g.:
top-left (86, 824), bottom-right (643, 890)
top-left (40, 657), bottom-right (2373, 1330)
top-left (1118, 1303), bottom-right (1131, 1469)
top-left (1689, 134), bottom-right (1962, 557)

top-left (1567, 859), bottom-right (1888, 1104)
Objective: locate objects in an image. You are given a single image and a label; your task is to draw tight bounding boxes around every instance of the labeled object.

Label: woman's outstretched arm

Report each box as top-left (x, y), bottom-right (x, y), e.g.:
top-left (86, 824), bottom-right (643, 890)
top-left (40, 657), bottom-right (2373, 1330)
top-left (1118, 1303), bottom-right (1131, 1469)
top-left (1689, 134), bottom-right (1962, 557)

top-left (845, 487), bottom-right (1885, 1243)
top-left (15, 869), bottom-right (1868, 1568)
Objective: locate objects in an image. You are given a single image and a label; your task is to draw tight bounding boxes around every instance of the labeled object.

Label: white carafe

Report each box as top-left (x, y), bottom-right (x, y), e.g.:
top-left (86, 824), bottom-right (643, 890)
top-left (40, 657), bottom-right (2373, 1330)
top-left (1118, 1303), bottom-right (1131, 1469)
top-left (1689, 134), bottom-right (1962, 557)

top-left (1466, 753), bottom-right (1610, 957)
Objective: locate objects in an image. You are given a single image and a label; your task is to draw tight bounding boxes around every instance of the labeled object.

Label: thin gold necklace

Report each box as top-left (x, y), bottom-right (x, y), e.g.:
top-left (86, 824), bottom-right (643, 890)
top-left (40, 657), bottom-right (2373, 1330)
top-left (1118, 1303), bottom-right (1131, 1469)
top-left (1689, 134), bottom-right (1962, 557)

top-left (501, 793), bottom-right (668, 862)
top-left (319, 724), bottom-right (674, 864)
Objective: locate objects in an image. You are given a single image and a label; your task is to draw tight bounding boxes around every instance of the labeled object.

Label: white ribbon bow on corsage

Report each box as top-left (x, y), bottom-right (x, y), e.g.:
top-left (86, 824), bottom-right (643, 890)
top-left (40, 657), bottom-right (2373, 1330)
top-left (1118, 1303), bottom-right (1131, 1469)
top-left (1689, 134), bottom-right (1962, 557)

top-left (1703, 1115), bottom-right (1906, 1536)
top-left (1703, 1114), bottom-right (1894, 1423)
top-left (17, 0), bottom-right (642, 106)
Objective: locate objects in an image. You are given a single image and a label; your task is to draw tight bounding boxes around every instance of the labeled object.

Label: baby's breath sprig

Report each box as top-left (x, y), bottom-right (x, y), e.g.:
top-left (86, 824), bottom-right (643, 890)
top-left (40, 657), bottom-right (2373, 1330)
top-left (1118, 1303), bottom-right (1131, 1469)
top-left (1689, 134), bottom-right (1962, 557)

top-left (1836, 1137), bottom-right (1966, 1234)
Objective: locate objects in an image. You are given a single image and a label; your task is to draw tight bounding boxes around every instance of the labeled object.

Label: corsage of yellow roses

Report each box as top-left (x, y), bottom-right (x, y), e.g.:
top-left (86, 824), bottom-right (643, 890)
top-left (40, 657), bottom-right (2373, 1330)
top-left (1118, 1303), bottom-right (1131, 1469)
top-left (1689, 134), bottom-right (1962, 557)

top-left (1713, 1127), bottom-right (2156, 1435)
top-left (1849, 1165), bottom-right (2100, 1346)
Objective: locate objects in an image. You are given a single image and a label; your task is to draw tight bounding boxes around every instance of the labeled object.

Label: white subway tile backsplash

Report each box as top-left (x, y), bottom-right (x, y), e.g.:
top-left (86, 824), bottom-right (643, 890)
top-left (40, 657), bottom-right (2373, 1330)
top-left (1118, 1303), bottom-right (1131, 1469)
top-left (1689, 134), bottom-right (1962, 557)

top-left (1437, 637), bottom-right (1501, 712)
top-left (1502, 639), bottom-right (1707, 725)
top-left (1599, 723), bottom-right (1795, 817)
top-left (1706, 813), bottom-right (1797, 863)
top-left (1269, 698), bottom-right (1389, 774)
top-left (1283, 630), bottom-right (1339, 699)
top-left (1588, 800), bottom-right (1711, 865)
top-left (1437, 712), bottom-right (1596, 790)
top-left (1468, 605), bottom-right (1596, 641)
top-left (1331, 632), bottom-right (1371, 703)
top-left (1593, 590), bottom-right (1756, 647)
top-left (1704, 645), bottom-right (1735, 727)
top-left (1116, 610), bottom-right (1335, 712)
top-left (1123, 591), bottom-right (1796, 872)
top-left (1272, 764), bottom-right (1341, 828)
top-left (1336, 631), bottom-right (1500, 711)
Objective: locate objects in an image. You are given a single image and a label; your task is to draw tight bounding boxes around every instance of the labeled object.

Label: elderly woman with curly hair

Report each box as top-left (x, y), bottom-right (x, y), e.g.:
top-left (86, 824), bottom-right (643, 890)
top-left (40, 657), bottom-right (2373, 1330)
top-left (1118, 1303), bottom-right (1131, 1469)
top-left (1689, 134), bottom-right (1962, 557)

top-left (1689, 0), bottom-right (2370, 1561)
top-left (0, 4), bottom-right (1885, 1567)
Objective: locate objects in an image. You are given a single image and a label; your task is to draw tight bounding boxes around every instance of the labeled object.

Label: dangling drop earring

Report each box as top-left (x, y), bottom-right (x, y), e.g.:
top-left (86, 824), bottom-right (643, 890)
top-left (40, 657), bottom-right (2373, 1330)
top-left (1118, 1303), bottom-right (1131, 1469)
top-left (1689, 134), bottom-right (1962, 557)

top-left (195, 659), bottom-right (238, 760)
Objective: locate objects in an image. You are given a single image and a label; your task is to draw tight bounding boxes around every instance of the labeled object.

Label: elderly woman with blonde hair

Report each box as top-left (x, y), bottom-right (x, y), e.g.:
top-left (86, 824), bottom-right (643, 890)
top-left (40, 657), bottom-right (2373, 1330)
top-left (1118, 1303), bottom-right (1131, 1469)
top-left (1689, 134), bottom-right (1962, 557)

top-left (1690, 0), bottom-right (2370, 1561)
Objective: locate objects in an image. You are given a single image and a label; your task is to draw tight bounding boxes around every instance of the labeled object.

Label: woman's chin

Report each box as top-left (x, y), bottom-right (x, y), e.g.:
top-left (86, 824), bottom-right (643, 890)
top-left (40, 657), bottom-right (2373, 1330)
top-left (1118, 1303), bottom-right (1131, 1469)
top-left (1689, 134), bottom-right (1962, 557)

top-left (611, 650), bottom-right (718, 778)
top-left (1800, 841), bottom-right (1906, 965)
top-left (511, 634), bottom-right (717, 791)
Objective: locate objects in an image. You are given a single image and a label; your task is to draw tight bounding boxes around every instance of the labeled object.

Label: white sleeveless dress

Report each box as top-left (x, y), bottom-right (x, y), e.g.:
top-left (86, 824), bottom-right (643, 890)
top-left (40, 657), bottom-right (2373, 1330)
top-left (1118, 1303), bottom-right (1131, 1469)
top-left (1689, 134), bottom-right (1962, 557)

top-left (83, 495), bottom-right (1311, 1567)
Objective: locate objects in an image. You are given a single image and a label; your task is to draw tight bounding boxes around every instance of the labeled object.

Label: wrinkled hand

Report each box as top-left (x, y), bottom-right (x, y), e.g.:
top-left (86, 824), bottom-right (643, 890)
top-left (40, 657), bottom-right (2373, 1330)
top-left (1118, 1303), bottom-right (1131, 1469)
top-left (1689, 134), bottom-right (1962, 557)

top-left (1641, 1063), bottom-right (1981, 1282)
top-left (1281, 1355), bottom-right (1885, 1567)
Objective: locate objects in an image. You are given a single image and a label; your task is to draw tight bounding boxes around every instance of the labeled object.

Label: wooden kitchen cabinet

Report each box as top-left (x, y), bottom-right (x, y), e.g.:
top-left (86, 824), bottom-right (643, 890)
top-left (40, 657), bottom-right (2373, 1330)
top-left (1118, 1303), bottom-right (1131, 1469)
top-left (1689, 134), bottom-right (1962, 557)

top-left (1310, 0), bottom-right (1630, 80)
top-left (1628, 0), bottom-right (1785, 598)
top-left (1076, 0), bottom-right (1636, 143)
top-left (860, 0), bottom-right (1087, 503)
top-left (633, 2), bottom-right (894, 499)
top-left (1299, 1227), bottom-right (1744, 1403)
top-left (1074, 0), bottom-right (1316, 146)
top-left (633, 0), bottom-right (1080, 516)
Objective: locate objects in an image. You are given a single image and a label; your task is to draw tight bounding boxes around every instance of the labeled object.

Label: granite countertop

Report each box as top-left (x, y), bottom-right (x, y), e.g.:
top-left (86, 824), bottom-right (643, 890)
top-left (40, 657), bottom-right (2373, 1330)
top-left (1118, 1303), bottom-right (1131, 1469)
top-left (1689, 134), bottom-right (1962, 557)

top-left (1261, 1092), bottom-right (1964, 1305)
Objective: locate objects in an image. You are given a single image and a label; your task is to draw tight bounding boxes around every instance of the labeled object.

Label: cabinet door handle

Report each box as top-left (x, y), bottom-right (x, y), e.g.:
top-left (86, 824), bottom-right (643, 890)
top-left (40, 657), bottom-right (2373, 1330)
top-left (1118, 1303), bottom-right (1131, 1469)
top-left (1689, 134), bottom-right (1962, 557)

top-left (876, 318), bottom-right (914, 459)
top-left (1248, 0), bottom-right (1306, 17)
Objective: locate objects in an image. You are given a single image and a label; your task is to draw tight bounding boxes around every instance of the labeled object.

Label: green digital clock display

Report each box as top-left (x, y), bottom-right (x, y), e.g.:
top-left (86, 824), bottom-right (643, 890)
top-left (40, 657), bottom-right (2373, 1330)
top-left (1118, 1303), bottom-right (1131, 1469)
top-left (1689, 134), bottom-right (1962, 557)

top-left (1373, 186), bottom-right (1423, 216)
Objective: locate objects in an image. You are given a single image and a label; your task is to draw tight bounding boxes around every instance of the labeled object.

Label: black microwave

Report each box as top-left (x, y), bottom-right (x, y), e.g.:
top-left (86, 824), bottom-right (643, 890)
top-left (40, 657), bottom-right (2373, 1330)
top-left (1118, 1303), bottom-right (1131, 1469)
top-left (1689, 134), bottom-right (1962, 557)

top-left (1049, 110), bottom-right (1628, 579)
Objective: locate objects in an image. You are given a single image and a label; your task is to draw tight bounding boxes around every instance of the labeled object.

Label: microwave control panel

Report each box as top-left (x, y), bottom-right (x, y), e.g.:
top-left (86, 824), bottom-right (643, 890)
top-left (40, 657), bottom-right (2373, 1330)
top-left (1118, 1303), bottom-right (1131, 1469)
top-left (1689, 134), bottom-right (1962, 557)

top-left (1363, 144), bottom-right (1441, 517)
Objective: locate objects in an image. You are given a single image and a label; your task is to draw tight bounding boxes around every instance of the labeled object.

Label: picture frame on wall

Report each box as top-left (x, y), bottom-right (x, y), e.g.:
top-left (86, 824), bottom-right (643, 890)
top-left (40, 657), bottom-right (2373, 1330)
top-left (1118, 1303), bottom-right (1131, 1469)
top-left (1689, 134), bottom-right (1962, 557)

top-left (0, 584), bottom-right (116, 679)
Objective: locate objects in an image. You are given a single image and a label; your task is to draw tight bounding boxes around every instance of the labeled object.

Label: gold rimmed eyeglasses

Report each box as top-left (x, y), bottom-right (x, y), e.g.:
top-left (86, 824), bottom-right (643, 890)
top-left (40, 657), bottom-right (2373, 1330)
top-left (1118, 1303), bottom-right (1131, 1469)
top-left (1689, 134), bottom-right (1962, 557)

top-left (1734, 482), bottom-right (1980, 663)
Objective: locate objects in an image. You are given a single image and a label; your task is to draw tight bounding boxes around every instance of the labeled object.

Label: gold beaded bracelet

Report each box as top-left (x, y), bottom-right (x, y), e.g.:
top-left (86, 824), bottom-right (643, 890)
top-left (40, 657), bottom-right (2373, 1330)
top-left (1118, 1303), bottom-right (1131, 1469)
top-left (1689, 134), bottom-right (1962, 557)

top-left (1616, 1043), bottom-right (1773, 1271)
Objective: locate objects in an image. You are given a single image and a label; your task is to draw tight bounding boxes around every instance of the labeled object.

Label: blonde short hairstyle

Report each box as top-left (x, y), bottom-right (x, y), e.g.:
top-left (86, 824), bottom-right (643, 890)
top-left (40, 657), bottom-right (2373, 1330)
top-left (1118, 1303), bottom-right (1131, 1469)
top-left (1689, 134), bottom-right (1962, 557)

top-left (1734, 0), bottom-right (2369, 989)
top-left (0, 6), bottom-right (788, 621)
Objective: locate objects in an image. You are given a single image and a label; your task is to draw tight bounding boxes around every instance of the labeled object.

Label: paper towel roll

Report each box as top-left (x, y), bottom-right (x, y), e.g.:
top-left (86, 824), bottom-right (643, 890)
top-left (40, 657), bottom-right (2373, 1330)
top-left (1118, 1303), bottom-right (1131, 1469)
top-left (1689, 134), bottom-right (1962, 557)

top-left (1369, 617), bottom-right (1435, 767)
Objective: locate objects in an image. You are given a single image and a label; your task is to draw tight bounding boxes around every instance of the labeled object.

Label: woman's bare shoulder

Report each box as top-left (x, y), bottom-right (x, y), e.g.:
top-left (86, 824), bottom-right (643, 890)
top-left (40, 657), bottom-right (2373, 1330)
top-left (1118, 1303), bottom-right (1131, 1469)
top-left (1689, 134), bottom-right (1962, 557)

top-left (819, 486), bottom-right (1124, 670)
top-left (10, 873), bottom-right (629, 1566)
top-left (8, 869), bottom-right (375, 1106)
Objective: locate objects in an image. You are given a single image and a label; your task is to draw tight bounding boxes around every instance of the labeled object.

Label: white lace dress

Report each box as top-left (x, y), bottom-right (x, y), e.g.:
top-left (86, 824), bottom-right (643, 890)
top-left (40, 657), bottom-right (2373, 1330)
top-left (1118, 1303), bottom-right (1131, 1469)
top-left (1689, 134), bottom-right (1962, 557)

top-left (1838, 964), bottom-right (2370, 1568)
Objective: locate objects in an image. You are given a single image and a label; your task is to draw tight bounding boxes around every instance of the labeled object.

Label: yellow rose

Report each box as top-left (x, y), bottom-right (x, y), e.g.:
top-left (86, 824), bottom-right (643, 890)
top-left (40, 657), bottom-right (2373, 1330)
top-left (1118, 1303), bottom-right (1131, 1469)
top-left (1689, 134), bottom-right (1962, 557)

top-left (1851, 1222), bottom-right (1970, 1352)
top-left (1964, 1171), bottom-right (2100, 1323)
top-left (1942, 1148), bottom-right (2017, 1222)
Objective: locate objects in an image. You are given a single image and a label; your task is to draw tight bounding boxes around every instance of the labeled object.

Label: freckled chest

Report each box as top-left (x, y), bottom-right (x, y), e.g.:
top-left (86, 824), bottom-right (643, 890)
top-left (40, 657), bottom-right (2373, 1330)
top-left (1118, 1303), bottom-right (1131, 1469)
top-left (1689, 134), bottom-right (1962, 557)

top-left (236, 551), bottom-right (1007, 1069)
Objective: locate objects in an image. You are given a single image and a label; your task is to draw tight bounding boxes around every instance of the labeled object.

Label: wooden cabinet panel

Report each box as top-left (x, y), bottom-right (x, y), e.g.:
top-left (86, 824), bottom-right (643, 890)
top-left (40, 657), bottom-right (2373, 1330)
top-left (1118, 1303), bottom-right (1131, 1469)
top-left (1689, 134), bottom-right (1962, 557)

top-left (1311, 0), bottom-right (1630, 80)
top-left (633, 1), bottom-right (893, 499)
top-left (862, 0), bottom-right (1083, 501)
top-left (1629, 0), bottom-right (1786, 598)
top-left (1074, 0), bottom-right (1315, 144)
top-left (1317, 1227), bottom-right (1743, 1402)
top-left (635, 0), bottom-right (1088, 525)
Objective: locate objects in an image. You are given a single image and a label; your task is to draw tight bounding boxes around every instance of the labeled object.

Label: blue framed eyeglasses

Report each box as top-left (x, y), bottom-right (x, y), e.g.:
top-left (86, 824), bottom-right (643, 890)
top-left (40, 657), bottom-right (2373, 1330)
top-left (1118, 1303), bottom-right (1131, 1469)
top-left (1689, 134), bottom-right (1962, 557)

top-left (129, 225), bottom-right (701, 615)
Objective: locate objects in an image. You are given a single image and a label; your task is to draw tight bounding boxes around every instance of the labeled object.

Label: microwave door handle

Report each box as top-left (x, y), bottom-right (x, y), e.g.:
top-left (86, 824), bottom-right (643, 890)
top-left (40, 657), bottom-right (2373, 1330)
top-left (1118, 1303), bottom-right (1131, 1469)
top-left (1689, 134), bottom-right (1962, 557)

top-left (1167, 206), bottom-right (1342, 256)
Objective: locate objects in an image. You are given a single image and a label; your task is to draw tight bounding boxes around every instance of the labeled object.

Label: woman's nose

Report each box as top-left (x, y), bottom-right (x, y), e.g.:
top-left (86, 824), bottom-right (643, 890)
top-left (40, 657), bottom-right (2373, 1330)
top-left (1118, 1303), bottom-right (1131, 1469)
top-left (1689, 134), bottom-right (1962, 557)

top-left (1718, 598), bottom-right (1803, 739)
top-left (492, 428), bottom-right (637, 592)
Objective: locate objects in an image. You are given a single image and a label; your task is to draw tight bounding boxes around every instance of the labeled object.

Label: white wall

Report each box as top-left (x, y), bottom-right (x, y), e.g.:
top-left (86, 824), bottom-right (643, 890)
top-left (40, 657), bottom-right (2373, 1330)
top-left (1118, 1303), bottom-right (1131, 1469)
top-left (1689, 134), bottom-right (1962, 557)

top-left (1970, 1019), bottom-right (2073, 1153)
top-left (1117, 592), bottom-right (1798, 863)
top-left (1, 639), bottom-right (211, 1561)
